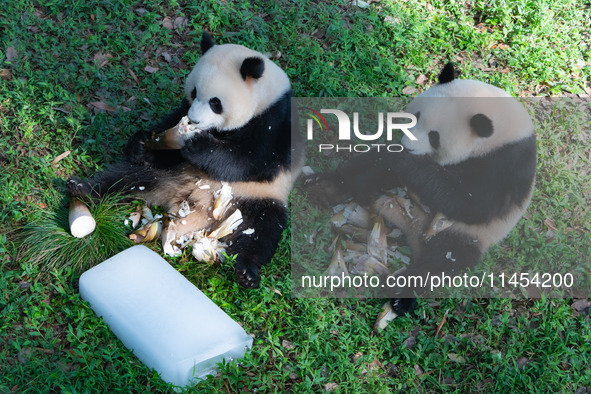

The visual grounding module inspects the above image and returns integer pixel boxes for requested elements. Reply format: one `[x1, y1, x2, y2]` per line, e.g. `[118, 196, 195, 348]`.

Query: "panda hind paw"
[66, 177, 93, 198]
[373, 298, 417, 333]
[300, 174, 344, 207]
[234, 262, 261, 288]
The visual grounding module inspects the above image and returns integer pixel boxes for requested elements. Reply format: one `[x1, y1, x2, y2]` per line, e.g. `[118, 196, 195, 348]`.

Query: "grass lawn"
[1, 0, 590, 392]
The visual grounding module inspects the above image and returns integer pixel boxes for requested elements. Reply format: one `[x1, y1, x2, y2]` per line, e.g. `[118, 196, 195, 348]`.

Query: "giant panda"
[68, 32, 305, 288]
[311, 63, 536, 327]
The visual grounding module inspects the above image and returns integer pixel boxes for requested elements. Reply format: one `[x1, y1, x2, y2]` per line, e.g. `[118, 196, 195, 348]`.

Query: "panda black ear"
[240, 57, 265, 80]
[470, 113, 494, 138]
[438, 62, 455, 84]
[201, 31, 215, 54]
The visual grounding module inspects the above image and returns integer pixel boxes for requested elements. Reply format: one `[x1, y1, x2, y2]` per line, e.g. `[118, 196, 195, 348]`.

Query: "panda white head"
[402, 63, 534, 165]
[183, 32, 291, 132]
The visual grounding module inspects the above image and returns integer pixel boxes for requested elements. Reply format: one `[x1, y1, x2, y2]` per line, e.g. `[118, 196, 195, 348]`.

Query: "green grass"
[1, 0, 590, 392]
[17, 194, 132, 274]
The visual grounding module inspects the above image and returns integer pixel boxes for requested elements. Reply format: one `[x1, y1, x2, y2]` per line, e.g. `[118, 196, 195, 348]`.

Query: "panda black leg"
[374, 296, 417, 333]
[301, 150, 402, 206]
[224, 199, 287, 288]
[66, 162, 159, 200]
[374, 231, 482, 332]
[391, 297, 417, 315]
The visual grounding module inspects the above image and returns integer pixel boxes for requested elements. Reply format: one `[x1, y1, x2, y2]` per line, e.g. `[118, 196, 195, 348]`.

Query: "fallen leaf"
[491, 350, 502, 361]
[51, 150, 71, 166]
[402, 86, 417, 95]
[325, 383, 338, 392]
[36, 347, 54, 355]
[384, 15, 400, 25]
[414, 364, 423, 376]
[495, 43, 510, 50]
[416, 74, 427, 86]
[89, 101, 131, 113]
[517, 357, 530, 369]
[361, 358, 383, 374]
[351, 0, 370, 8]
[89, 101, 116, 112]
[282, 339, 294, 349]
[448, 353, 465, 363]
[572, 299, 591, 313]
[144, 66, 159, 74]
[126, 67, 140, 85]
[162, 17, 173, 30]
[173, 16, 188, 29]
[543, 218, 558, 231]
[401, 336, 416, 349]
[1, 69, 13, 80]
[18, 281, 31, 290]
[6, 47, 17, 61]
[93, 52, 112, 68]
[434, 308, 449, 337]
[17, 347, 33, 364]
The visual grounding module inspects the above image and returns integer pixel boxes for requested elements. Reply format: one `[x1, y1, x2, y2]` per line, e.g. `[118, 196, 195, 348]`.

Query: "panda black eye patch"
[428, 131, 440, 149]
[191, 87, 197, 100]
[470, 113, 494, 138]
[209, 97, 223, 114]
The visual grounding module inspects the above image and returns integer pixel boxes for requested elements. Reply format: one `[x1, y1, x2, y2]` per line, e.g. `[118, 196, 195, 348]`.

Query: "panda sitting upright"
[68, 32, 304, 288]
[314, 63, 536, 327]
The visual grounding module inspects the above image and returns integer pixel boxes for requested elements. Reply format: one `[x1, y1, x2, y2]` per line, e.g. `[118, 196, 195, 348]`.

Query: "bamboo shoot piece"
[145, 116, 201, 150]
[69, 198, 96, 238]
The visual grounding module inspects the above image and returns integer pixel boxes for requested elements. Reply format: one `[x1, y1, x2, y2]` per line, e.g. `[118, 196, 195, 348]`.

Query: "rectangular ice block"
[79, 245, 253, 388]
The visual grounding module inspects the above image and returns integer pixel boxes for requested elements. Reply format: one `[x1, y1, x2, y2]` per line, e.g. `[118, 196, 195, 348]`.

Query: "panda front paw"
[125, 131, 150, 164]
[234, 260, 261, 288]
[300, 173, 346, 207]
[373, 298, 417, 333]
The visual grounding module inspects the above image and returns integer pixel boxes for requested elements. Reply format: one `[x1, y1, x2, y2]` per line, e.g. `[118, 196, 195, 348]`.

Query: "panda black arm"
[180, 137, 285, 182]
[124, 98, 191, 167]
[180, 94, 292, 183]
[224, 198, 288, 288]
[391, 136, 536, 224]
[329, 135, 536, 224]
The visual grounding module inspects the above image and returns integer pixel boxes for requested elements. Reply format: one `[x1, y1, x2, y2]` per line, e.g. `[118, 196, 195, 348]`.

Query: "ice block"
[79, 245, 253, 388]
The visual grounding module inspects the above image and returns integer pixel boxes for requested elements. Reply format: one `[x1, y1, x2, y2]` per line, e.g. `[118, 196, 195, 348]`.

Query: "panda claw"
[66, 177, 92, 197]
[234, 264, 261, 288]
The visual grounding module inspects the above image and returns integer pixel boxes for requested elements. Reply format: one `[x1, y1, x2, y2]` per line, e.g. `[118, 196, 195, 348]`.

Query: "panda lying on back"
[314, 63, 536, 327]
[68, 32, 304, 288]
